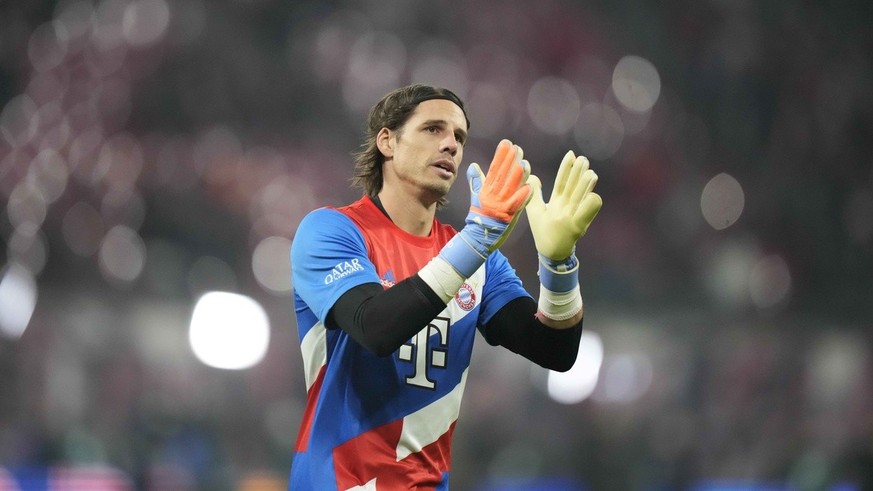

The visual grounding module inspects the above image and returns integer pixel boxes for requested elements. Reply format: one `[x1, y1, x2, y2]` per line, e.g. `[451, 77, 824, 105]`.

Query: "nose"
[439, 134, 458, 156]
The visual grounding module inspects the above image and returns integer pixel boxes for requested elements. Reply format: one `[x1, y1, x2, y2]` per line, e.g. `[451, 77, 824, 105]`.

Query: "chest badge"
[455, 283, 476, 311]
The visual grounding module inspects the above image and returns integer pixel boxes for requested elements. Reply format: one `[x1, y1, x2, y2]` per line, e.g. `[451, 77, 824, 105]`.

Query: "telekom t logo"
[398, 316, 450, 389]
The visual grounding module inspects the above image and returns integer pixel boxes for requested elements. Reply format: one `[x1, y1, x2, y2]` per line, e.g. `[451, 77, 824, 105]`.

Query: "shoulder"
[296, 207, 357, 237]
[291, 205, 368, 258]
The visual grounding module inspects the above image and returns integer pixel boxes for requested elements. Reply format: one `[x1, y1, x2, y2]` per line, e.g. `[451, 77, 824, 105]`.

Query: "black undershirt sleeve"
[480, 296, 583, 372]
[329, 276, 583, 370]
[327, 274, 447, 357]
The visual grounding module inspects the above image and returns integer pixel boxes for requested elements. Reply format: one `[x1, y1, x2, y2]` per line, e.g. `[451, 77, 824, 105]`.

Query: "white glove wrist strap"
[538, 284, 583, 321]
[419, 256, 468, 304]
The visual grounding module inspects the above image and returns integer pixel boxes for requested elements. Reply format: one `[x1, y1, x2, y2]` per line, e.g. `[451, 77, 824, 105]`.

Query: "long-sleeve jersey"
[289, 196, 530, 490]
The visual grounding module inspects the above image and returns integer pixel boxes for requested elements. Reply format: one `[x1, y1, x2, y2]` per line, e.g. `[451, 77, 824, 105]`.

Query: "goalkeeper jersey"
[289, 196, 529, 490]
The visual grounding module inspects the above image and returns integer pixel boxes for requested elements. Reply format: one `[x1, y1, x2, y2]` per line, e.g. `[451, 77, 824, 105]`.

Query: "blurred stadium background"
[1, 0, 872, 490]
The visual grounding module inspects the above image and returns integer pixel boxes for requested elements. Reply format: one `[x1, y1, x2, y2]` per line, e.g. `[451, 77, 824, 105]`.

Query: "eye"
[425, 126, 440, 134]
[455, 133, 466, 145]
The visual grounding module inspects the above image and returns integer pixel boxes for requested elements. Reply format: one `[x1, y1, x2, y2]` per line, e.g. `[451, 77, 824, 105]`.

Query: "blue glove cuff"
[538, 253, 579, 293]
[439, 232, 487, 278]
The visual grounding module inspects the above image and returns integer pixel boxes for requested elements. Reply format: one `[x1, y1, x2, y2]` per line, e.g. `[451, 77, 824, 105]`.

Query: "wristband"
[537, 252, 579, 293]
[419, 256, 468, 304]
[438, 232, 488, 278]
[538, 283, 583, 321]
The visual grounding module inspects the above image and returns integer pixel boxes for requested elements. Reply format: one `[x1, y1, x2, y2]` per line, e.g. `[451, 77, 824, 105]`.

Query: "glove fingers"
[525, 174, 545, 212]
[467, 162, 485, 208]
[572, 192, 603, 233]
[551, 150, 576, 201]
[564, 155, 589, 200]
[569, 168, 598, 207]
[505, 182, 533, 214]
[487, 139, 516, 191]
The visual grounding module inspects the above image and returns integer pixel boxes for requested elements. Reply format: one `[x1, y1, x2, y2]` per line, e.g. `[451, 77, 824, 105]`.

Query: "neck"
[376, 188, 437, 237]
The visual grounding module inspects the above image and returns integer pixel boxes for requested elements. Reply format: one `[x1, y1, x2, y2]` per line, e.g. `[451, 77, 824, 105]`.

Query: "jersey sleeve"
[290, 208, 381, 322]
[478, 250, 533, 326]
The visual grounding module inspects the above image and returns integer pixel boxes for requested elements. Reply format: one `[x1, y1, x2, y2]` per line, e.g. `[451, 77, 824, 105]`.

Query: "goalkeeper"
[289, 83, 602, 490]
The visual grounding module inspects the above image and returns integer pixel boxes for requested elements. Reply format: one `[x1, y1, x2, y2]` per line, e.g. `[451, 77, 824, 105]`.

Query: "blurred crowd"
[1, 0, 872, 489]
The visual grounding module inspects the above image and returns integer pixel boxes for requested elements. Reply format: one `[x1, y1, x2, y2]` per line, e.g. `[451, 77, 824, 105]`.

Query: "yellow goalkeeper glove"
[525, 151, 602, 262]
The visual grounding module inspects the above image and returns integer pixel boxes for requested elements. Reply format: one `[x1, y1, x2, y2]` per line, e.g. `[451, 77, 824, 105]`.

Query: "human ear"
[376, 128, 394, 158]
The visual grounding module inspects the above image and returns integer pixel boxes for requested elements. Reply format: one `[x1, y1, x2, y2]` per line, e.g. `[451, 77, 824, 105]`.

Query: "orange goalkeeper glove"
[439, 139, 532, 277]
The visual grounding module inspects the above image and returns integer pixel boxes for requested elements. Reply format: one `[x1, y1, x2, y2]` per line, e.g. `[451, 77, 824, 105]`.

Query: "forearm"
[327, 274, 448, 357]
[482, 296, 583, 372]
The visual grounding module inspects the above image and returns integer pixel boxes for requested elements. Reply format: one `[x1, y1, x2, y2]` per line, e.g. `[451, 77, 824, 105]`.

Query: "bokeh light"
[700, 172, 745, 230]
[122, 0, 171, 47]
[189, 291, 270, 370]
[748, 254, 792, 309]
[547, 331, 604, 404]
[98, 225, 146, 285]
[527, 77, 580, 135]
[612, 55, 661, 113]
[0, 263, 38, 339]
[252, 236, 293, 295]
[592, 352, 653, 404]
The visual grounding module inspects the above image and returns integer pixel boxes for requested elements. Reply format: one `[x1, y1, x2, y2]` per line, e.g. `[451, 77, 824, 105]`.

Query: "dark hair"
[351, 84, 469, 208]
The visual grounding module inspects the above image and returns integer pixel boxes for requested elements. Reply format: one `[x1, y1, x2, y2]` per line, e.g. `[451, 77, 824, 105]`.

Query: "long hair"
[351, 84, 469, 208]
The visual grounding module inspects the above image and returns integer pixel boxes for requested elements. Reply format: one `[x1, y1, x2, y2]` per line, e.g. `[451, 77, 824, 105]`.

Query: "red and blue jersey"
[289, 196, 530, 490]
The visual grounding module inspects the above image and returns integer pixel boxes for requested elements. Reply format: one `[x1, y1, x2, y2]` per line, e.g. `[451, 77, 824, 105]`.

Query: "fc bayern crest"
[455, 283, 476, 311]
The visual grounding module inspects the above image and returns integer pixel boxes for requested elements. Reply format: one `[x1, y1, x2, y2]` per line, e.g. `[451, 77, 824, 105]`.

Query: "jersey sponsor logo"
[398, 317, 450, 390]
[454, 283, 476, 311]
[324, 258, 365, 284]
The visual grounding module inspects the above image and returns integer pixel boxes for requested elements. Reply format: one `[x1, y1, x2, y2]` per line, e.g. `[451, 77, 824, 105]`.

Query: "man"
[289, 84, 602, 489]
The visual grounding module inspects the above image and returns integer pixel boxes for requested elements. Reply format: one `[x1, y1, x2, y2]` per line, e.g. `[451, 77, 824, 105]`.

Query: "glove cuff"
[438, 231, 487, 278]
[419, 256, 467, 304]
[538, 283, 583, 321]
[537, 253, 579, 293]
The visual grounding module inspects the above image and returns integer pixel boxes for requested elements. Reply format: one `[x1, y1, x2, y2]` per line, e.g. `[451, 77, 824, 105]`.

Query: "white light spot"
[28, 149, 69, 203]
[7, 181, 48, 230]
[122, 0, 171, 47]
[700, 172, 745, 230]
[527, 77, 580, 136]
[705, 238, 760, 309]
[612, 55, 661, 112]
[28, 21, 70, 72]
[98, 225, 146, 285]
[592, 353, 653, 404]
[748, 254, 791, 309]
[252, 236, 293, 295]
[7, 225, 48, 275]
[547, 331, 603, 404]
[0, 263, 38, 339]
[189, 292, 270, 370]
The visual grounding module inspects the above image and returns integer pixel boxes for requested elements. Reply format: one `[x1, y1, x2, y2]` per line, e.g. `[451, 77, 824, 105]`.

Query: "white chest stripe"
[396, 368, 469, 461]
[300, 321, 327, 390]
[345, 478, 377, 491]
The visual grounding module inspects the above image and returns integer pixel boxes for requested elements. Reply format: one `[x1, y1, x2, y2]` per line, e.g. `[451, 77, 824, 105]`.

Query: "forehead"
[406, 99, 468, 130]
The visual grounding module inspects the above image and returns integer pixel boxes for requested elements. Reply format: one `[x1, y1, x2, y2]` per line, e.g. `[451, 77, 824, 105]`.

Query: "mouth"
[432, 159, 456, 177]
